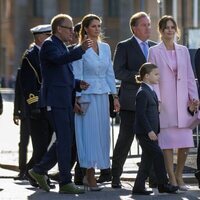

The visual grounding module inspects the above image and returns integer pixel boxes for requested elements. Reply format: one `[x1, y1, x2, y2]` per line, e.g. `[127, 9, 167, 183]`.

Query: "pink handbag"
[188, 111, 200, 129]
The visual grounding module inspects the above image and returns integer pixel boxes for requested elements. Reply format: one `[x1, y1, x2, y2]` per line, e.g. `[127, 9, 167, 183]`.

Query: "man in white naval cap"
[30, 24, 51, 35]
[17, 24, 54, 188]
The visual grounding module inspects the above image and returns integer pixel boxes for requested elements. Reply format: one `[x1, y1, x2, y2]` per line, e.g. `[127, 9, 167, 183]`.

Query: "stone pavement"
[0, 154, 200, 200]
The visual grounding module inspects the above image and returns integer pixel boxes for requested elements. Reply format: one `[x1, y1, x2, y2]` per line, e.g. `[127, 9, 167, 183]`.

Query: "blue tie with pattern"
[141, 42, 148, 60]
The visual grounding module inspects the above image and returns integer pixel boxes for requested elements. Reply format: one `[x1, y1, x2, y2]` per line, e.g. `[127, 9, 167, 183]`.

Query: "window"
[70, 0, 86, 17]
[108, 0, 119, 17]
[33, 0, 43, 17]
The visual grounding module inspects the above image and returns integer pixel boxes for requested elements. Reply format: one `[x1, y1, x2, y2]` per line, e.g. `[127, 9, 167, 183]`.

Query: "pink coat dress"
[148, 42, 198, 149]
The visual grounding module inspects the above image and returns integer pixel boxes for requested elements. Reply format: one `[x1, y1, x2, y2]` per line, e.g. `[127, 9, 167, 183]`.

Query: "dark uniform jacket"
[20, 44, 42, 116]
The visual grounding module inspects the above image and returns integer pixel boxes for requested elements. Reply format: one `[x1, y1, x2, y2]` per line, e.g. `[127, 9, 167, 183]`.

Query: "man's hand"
[80, 80, 90, 90]
[13, 115, 20, 125]
[81, 36, 93, 51]
[114, 98, 120, 113]
[148, 131, 157, 141]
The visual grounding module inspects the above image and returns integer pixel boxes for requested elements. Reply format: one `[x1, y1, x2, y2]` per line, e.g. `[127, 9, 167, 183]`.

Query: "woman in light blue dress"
[72, 14, 120, 190]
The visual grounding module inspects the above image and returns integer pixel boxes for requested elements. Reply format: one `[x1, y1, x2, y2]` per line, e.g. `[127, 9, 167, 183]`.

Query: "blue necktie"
[141, 42, 148, 60]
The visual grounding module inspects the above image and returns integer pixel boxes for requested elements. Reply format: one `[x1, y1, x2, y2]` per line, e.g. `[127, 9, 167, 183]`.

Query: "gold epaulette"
[26, 93, 38, 105]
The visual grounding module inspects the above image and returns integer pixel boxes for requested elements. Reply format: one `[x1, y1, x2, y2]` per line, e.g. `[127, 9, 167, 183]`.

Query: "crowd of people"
[0, 11, 200, 195]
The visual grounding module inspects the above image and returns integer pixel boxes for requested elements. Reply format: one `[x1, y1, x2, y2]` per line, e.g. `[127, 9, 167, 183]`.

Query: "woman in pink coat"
[148, 15, 199, 190]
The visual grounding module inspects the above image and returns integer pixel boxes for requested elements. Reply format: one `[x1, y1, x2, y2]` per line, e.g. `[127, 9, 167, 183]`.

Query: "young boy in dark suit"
[132, 63, 178, 195]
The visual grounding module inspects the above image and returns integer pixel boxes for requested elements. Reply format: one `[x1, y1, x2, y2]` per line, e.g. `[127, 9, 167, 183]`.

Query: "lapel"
[174, 43, 182, 80]
[158, 42, 174, 72]
[142, 83, 158, 103]
[130, 36, 146, 61]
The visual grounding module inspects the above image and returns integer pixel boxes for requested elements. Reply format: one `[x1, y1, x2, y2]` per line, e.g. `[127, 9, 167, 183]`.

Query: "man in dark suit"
[111, 12, 156, 188]
[13, 68, 30, 180]
[28, 14, 92, 194]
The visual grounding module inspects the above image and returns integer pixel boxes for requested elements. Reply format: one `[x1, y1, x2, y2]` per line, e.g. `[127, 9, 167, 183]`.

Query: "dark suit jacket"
[39, 35, 85, 108]
[113, 36, 156, 111]
[134, 83, 160, 135]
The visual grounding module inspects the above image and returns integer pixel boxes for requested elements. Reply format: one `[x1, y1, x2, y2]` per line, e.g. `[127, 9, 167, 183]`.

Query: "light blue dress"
[72, 42, 117, 169]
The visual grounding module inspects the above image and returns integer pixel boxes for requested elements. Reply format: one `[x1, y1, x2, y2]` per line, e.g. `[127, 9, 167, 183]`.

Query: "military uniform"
[20, 24, 53, 186]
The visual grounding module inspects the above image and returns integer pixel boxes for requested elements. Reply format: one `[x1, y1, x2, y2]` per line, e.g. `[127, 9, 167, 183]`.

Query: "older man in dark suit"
[111, 12, 156, 188]
[28, 14, 92, 194]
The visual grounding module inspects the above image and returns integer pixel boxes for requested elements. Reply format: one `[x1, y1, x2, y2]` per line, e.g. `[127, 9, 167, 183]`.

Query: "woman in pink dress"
[148, 15, 199, 190]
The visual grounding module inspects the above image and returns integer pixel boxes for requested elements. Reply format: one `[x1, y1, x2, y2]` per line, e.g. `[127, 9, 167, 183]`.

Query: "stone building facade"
[0, 0, 199, 86]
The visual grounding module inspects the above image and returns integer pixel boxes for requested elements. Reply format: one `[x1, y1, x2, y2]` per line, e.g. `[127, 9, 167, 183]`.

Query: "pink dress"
[158, 50, 194, 149]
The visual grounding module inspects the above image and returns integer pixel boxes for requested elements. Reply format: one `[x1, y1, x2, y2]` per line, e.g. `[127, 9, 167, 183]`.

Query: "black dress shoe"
[13, 173, 26, 181]
[112, 177, 121, 189]
[112, 182, 122, 189]
[195, 170, 200, 188]
[158, 183, 178, 193]
[97, 174, 112, 183]
[132, 188, 153, 195]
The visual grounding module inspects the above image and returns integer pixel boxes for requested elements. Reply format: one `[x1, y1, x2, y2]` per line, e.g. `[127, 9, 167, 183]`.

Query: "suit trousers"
[133, 135, 168, 190]
[19, 118, 30, 174]
[33, 107, 74, 186]
[26, 112, 53, 173]
[112, 110, 135, 179]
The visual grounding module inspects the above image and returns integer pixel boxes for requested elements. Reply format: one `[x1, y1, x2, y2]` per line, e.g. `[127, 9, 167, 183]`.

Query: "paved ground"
[0, 176, 200, 200]
[1, 102, 200, 199]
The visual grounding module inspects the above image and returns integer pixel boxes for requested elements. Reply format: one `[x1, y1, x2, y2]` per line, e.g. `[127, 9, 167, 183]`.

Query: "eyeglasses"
[60, 25, 74, 31]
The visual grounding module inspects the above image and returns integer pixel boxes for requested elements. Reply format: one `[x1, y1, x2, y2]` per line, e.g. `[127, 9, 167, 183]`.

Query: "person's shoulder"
[175, 43, 186, 48]
[148, 40, 157, 46]
[149, 42, 162, 51]
[22, 45, 35, 58]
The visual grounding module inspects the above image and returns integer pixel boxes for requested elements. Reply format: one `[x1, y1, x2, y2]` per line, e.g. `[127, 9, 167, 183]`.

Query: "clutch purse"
[79, 102, 90, 115]
[78, 96, 90, 115]
[187, 110, 200, 129]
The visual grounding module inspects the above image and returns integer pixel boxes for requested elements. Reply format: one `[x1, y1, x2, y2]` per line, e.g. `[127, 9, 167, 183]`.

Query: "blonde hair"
[79, 14, 103, 42]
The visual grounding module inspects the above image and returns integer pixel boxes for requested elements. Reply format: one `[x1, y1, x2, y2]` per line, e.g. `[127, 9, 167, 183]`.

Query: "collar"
[143, 82, 154, 91]
[134, 35, 148, 45]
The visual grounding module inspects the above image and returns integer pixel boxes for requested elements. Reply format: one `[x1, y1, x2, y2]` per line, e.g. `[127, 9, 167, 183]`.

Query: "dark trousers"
[197, 143, 200, 170]
[112, 110, 135, 179]
[33, 107, 74, 186]
[19, 118, 30, 174]
[133, 135, 168, 190]
[26, 111, 53, 173]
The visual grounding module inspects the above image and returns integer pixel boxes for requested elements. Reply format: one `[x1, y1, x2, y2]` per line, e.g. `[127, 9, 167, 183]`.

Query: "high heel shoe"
[83, 176, 102, 191]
